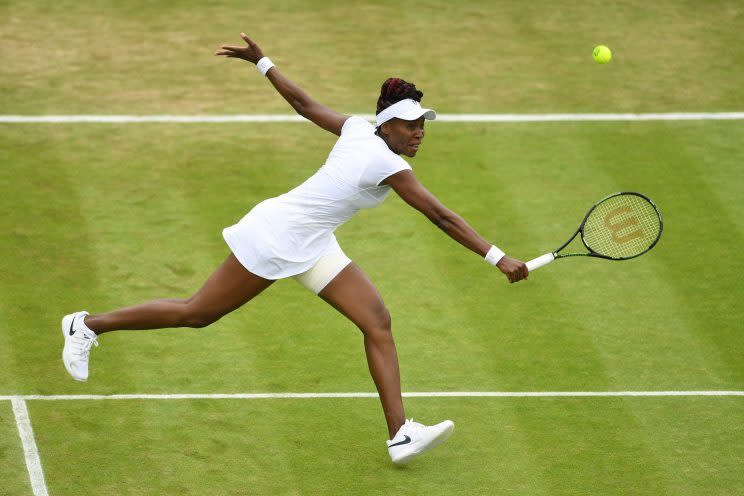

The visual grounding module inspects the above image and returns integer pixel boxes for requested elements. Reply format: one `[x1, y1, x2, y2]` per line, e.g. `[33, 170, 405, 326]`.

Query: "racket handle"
[526, 253, 555, 272]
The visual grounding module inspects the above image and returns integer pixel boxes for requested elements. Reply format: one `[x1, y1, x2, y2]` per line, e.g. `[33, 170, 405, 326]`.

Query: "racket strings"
[582, 194, 661, 259]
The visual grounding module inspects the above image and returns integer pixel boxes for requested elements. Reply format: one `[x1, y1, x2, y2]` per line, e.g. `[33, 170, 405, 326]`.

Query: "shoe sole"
[391, 421, 455, 465]
[61, 313, 87, 382]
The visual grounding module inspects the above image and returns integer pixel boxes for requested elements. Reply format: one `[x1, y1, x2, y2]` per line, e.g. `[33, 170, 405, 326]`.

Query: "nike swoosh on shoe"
[388, 435, 411, 448]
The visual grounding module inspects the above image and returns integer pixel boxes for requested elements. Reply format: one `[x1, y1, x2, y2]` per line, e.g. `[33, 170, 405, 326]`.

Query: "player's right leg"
[62, 253, 273, 381]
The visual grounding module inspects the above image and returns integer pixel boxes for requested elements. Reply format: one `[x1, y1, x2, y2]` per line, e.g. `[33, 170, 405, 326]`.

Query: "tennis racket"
[526, 192, 663, 272]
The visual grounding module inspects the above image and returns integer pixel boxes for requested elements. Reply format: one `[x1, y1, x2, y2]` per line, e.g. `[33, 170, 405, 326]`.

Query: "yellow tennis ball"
[593, 45, 612, 64]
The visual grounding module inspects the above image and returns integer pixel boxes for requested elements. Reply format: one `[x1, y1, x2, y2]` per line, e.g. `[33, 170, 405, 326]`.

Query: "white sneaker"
[61, 311, 99, 382]
[387, 419, 455, 465]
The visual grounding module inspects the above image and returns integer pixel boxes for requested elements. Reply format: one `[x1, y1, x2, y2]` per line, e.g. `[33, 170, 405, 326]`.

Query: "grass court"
[1, 1, 742, 494]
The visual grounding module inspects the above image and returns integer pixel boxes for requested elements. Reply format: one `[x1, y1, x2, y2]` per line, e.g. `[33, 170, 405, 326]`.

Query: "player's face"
[381, 117, 426, 157]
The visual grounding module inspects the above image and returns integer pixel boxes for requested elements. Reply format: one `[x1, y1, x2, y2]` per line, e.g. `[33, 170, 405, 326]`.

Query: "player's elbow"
[295, 99, 321, 120]
[293, 100, 309, 117]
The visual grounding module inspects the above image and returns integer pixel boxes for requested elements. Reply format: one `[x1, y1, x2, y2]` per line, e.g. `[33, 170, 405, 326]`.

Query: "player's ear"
[378, 122, 389, 138]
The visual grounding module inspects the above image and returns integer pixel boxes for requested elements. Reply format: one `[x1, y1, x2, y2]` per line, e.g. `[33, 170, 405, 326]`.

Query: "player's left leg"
[317, 262, 405, 439]
[310, 261, 454, 464]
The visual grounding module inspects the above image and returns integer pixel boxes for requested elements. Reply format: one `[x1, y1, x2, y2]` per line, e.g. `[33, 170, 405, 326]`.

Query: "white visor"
[375, 98, 436, 128]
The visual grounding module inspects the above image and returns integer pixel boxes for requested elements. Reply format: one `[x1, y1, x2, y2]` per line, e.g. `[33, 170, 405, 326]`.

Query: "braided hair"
[376, 78, 424, 115]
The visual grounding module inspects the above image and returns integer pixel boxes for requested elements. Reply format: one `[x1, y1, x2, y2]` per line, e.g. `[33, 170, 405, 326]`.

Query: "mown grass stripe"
[1, 113, 744, 123]
[1, 391, 742, 401]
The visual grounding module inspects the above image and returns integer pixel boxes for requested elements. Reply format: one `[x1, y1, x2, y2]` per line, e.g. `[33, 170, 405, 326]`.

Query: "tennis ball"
[593, 45, 612, 64]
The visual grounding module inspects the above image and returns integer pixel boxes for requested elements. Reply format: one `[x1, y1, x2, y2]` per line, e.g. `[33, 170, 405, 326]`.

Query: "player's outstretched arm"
[215, 32, 348, 136]
[383, 170, 528, 283]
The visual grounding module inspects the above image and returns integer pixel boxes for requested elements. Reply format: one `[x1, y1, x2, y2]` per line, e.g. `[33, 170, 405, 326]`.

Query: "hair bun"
[376, 78, 424, 115]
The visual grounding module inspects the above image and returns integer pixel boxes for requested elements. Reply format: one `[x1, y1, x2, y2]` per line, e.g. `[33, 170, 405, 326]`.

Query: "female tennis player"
[62, 33, 528, 465]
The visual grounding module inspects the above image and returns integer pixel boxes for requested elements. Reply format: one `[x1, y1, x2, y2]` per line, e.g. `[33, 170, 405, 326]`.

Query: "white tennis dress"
[222, 116, 412, 279]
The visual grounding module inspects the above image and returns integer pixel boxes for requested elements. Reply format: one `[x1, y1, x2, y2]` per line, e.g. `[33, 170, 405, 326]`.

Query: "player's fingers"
[215, 50, 240, 58]
[220, 45, 244, 51]
[517, 263, 527, 280]
[240, 32, 255, 45]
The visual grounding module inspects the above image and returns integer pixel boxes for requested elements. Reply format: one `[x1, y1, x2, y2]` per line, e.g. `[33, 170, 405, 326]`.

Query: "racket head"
[580, 192, 663, 260]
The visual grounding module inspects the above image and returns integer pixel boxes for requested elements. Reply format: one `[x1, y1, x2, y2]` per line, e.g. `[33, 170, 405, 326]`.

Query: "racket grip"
[526, 253, 555, 272]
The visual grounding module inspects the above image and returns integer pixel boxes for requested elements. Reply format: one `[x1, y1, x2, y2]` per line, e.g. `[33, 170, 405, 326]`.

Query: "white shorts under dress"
[222, 116, 412, 293]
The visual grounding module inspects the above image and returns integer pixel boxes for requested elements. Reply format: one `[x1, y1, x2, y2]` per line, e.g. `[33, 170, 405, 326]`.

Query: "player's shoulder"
[341, 115, 375, 136]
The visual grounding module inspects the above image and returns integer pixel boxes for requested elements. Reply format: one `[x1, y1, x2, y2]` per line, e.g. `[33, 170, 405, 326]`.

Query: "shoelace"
[404, 418, 425, 430]
[71, 331, 99, 359]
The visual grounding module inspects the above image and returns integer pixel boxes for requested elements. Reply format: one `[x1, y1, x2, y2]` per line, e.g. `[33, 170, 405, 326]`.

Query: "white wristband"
[484, 245, 505, 266]
[256, 57, 275, 76]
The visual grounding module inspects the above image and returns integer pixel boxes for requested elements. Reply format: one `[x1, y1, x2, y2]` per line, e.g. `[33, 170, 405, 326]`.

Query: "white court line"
[10, 398, 49, 496]
[1, 391, 742, 401]
[1, 112, 744, 123]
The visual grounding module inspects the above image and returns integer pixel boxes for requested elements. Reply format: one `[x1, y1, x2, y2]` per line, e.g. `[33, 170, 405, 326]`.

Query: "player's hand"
[496, 256, 528, 283]
[215, 32, 264, 64]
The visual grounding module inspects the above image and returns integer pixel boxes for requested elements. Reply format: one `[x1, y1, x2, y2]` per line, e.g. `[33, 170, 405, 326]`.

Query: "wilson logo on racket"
[603, 206, 643, 244]
[525, 192, 663, 273]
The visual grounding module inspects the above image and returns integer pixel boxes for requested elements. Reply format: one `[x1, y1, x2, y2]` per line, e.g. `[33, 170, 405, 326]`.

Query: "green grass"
[6, 397, 735, 496]
[1, 121, 742, 395]
[0, 403, 33, 495]
[1, 0, 743, 114]
[1, 0, 743, 495]
[22, 397, 744, 496]
[1, 121, 742, 495]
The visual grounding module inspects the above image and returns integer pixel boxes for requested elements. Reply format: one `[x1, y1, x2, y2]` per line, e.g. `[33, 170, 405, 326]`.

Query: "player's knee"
[179, 306, 222, 329]
[378, 307, 392, 332]
[185, 313, 221, 329]
[361, 306, 392, 338]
